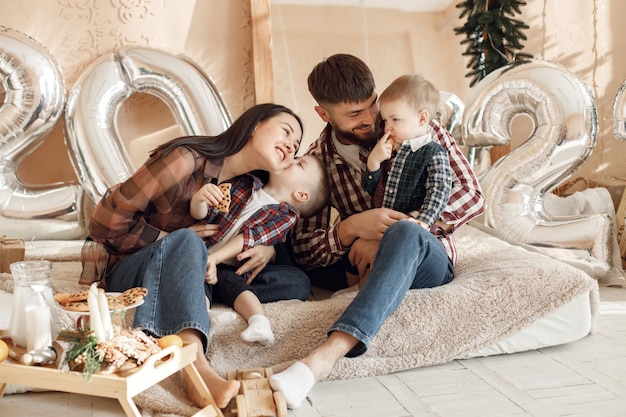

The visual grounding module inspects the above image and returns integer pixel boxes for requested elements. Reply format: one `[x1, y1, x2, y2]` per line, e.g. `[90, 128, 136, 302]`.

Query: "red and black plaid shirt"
[89, 146, 296, 272]
[292, 118, 485, 269]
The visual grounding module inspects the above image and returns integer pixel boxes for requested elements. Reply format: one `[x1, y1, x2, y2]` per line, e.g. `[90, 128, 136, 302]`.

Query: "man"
[269, 54, 485, 408]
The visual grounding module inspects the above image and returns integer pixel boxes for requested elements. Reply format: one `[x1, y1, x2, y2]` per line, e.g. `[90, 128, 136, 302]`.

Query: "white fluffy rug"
[0, 224, 599, 416]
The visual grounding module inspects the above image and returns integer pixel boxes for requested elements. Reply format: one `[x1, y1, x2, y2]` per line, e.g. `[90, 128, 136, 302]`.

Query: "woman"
[86, 103, 310, 408]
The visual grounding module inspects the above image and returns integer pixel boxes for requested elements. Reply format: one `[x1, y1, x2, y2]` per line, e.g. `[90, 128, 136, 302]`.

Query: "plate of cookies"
[54, 287, 148, 315]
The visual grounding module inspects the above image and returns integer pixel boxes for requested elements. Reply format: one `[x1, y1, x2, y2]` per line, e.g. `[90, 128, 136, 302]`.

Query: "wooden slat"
[250, 0, 274, 104]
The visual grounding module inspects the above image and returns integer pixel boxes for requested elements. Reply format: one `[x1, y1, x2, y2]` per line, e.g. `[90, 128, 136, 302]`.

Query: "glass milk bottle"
[25, 285, 53, 351]
[9, 260, 59, 347]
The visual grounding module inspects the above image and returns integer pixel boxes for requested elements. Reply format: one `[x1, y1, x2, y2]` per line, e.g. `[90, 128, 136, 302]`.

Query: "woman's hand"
[188, 223, 220, 239]
[236, 245, 276, 284]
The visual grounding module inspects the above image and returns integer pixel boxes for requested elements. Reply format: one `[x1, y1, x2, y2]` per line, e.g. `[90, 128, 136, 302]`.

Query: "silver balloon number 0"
[65, 46, 231, 204]
[0, 27, 232, 240]
[463, 60, 618, 280]
[0, 26, 84, 240]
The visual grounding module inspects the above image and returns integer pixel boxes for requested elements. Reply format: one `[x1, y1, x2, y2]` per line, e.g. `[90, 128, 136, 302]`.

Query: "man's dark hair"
[307, 54, 375, 105]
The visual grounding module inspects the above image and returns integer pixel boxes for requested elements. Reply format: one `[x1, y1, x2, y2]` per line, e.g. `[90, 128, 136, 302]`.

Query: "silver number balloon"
[0, 26, 85, 240]
[462, 59, 619, 280]
[65, 46, 232, 204]
[613, 79, 626, 141]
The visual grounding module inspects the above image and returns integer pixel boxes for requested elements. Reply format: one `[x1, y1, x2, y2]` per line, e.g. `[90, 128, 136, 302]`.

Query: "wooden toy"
[226, 367, 287, 417]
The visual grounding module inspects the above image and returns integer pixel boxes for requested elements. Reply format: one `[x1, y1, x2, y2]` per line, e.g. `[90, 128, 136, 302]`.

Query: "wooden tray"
[0, 342, 223, 417]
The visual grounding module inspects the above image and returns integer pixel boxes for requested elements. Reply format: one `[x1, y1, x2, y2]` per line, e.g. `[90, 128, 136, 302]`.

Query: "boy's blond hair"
[379, 74, 440, 120]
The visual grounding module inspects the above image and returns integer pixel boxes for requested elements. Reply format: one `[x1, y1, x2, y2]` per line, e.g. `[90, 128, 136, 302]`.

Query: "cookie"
[117, 287, 148, 306]
[62, 301, 90, 312]
[67, 289, 91, 302]
[54, 292, 72, 305]
[217, 183, 231, 213]
[55, 288, 103, 305]
[107, 294, 125, 310]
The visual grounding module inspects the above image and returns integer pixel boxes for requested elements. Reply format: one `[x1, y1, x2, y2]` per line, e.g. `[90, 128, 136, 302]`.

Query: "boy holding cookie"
[190, 154, 329, 345]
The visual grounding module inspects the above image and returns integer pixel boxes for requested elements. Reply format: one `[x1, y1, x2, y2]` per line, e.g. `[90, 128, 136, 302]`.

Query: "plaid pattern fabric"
[292, 118, 484, 268]
[89, 146, 297, 273]
[204, 174, 299, 250]
[365, 141, 452, 227]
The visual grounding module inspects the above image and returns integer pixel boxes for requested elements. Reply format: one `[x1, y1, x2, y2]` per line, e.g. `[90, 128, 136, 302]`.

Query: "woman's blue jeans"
[105, 228, 311, 354]
[330, 220, 454, 357]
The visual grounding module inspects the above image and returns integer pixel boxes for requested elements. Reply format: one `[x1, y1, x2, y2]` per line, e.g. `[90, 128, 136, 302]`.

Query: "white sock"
[269, 361, 315, 409]
[240, 314, 275, 345]
[331, 284, 360, 299]
[208, 310, 238, 329]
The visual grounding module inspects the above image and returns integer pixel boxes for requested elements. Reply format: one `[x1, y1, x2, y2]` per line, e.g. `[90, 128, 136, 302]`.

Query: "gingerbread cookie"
[217, 183, 231, 213]
[117, 287, 148, 306]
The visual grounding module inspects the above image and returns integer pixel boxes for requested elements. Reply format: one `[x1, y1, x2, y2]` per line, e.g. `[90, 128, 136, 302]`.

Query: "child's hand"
[192, 183, 225, 208]
[367, 132, 393, 171]
[402, 217, 429, 230]
[205, 256, 218, 285]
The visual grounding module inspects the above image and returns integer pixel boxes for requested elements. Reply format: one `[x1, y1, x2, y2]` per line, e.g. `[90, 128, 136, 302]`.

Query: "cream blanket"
[0, 224, 599, 416]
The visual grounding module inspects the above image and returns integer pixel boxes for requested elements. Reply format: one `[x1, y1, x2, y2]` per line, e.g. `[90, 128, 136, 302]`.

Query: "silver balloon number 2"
[1, 27, 232, 240]
[0, 26, 84, 240]
[463, 60, 620, 281]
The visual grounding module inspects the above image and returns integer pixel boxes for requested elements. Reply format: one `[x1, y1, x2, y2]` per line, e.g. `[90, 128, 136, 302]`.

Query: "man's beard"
[335, 124, 380, 150]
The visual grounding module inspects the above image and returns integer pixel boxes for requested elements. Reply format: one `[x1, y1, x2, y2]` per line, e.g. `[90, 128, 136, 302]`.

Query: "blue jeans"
[330, 220, 454, 357]
[106, 228, 311, 354]
[212, 263, 311, 307]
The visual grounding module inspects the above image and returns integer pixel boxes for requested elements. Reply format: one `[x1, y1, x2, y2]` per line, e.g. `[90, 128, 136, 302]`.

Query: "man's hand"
[236, 245, 276, 284]
[339, 208, 408, 246]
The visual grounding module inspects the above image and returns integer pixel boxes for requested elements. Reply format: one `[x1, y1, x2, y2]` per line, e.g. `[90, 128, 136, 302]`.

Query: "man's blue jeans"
[105, 228, 310, 354]
[330, 220, 454, 357]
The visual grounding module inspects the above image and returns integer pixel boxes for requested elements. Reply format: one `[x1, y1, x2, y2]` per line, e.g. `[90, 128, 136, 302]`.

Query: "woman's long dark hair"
[150, 103, 303, 159]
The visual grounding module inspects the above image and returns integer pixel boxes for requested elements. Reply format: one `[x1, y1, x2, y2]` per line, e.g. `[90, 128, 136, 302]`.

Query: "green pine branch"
[454, 0, 533, 87]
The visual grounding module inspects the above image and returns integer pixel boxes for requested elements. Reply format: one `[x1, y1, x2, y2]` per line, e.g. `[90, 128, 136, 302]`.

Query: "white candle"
[88, 284, 106, 343]
[98, 291, 113, 340]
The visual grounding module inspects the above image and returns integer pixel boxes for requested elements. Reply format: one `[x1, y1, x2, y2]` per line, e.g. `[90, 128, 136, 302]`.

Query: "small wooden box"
[0, 237, 25, 274]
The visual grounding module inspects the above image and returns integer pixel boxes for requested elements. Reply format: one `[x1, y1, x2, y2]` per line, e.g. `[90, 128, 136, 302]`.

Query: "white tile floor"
[1, 286, 625, 417]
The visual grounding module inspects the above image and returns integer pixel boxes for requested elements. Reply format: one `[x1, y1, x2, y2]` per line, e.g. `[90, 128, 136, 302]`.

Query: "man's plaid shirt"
[292, 118, 485, 269]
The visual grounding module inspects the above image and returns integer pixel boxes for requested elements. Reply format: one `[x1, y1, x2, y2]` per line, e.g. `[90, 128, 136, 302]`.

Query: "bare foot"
[178, 329, 241, 409]
[183, 367, 240, 409]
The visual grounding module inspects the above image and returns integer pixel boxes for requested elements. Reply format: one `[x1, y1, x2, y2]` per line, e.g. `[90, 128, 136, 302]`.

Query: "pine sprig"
[454, 0, 533, 87]
[60, 332, 103, 380]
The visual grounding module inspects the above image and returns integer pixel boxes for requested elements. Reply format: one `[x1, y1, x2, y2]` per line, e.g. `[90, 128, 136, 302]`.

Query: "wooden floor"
[2, 286, 625, 417]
